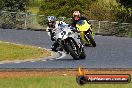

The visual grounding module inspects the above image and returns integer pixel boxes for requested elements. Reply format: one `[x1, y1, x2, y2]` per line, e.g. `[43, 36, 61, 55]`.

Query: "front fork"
[73, 37, 84, 54]
[81, 28, 94, 44]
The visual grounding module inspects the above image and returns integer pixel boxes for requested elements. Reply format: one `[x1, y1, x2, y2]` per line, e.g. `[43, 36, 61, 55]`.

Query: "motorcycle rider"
[47, 14, 82, 52]
[47, 16, 68, 52]
[46, 16, 59, 52]
[47, 16, 58, 41]
[71, 11, 91, 46]
[71, 10, 89, 28]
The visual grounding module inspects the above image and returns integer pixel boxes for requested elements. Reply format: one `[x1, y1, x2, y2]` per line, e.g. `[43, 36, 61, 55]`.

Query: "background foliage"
[0, 0, 29, 12]
[0, 0, 132, 22]
[38, 0, 96, 17]
[38, 0, 132, 23]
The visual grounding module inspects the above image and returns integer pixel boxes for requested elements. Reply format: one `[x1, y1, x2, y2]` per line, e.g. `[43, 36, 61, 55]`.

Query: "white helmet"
[47, 16, 56, 22]
[47, 16, 56, 27]
[73, 11, 80, 17]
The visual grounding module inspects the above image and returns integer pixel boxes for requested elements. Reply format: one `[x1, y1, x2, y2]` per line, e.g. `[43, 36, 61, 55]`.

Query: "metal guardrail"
[89, 20, 132, 37]
[0, 11, 47, 30]
[0, 11, 132, 37]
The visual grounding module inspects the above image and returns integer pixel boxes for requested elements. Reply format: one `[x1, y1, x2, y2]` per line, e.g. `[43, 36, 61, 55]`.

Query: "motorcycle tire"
[67, 43, 80, 60]
[86, 34, 96, 47]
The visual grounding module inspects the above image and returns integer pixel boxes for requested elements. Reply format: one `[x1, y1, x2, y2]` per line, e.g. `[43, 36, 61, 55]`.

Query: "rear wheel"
[85, 34, 96, 47]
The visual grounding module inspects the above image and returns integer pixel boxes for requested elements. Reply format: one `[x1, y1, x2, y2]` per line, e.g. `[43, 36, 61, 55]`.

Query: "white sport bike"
[54, 25, 86, 60]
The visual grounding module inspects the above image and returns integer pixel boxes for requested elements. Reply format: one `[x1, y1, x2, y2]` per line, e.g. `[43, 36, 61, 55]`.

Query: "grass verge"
[0, 70, 131, 88]
[0, 41, 51, 61]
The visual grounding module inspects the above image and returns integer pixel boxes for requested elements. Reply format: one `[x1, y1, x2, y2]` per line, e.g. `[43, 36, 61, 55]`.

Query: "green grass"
[0, 76, 131, 88]
[0, 41, 51, 61]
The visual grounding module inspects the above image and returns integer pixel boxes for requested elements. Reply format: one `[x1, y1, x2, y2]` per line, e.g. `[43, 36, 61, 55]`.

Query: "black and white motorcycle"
[54, 25, 86, 60]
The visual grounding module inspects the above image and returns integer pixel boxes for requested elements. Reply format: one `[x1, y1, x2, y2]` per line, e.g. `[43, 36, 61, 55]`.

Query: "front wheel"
[67, 43, 80, 60]
[85, 34, 96, 47]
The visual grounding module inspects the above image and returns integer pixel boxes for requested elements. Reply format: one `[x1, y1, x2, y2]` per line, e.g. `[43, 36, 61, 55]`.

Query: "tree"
[116, 0, 132, 8]
[38, 0, 96, 17]
[0, 0, 4, 10]
[0, 0, 29, 29]
[116, 0, 132, 22]
[2, 0, 29, 12]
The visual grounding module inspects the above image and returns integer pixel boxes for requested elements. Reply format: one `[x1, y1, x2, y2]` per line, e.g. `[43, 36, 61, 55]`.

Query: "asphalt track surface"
[0, 29, 132, 69]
